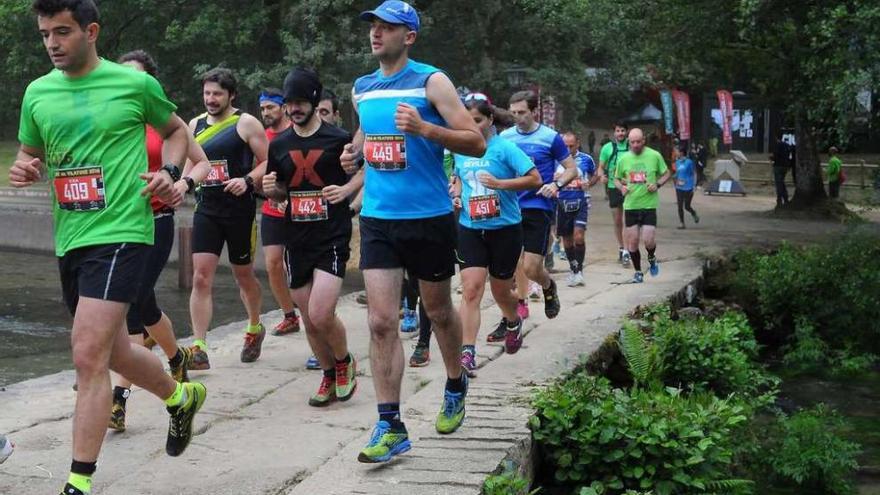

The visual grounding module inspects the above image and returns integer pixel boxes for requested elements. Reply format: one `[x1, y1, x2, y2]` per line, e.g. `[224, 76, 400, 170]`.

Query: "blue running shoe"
[401, 309, 418, 333]
[649, 259, 660, 277]
[305, 355, 321, 370]
[357, 420, 411, 463]
[633, 271, 645, 284]
[436, 371, 469, 434]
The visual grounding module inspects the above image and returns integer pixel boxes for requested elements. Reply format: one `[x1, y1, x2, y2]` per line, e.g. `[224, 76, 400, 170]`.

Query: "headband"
[259, 93, 285, 107]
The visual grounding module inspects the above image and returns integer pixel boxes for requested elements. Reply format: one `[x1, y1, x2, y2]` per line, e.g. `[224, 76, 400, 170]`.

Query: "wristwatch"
[244, 175, 255, 190]
[184, 176, 195, 193]
[554, 179, 565, 189]
[160, 164, 181, 182]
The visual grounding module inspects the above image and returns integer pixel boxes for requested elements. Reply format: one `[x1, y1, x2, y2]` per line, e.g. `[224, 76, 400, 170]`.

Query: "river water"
[0, 249, 363, 387]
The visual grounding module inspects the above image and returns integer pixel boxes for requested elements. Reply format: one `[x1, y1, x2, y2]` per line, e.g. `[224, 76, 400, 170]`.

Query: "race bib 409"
[54, 166, 105, 211]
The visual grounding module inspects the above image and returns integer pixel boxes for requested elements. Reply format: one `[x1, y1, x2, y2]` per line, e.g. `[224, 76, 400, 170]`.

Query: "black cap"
[283, 68, 323, 106]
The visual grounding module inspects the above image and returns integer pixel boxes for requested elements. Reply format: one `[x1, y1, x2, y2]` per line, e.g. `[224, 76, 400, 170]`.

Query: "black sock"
[647, 246, 656, 263]
[168, 349, 183, 368]
[574, 244, 586, 273]
[71, 460, 97, 476]
[284, 310, 297, 319]
[378, 402, 404, 428]
[517, 298, 525, 305]
[506, 318, 521, 329]
[323, 367, 336, 379]
[564, 246, 577, 272]
[446, 374, 465, 393]
[629, 250, 642, 271]
[335, 353, 352, 365]
[112, 386, 129, 406]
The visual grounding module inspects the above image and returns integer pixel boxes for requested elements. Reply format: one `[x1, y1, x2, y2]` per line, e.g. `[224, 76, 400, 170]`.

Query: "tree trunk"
[789, 109, 827, 206]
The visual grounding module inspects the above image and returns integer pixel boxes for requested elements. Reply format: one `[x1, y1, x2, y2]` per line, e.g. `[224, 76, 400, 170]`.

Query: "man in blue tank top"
[501, 91, 579, 322]
[340, 0, 486, 463]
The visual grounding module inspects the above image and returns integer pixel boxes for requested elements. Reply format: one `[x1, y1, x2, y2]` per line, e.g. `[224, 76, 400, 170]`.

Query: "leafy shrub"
[483, 470, 538, 495]
[782, 318, 878, 375]
[530, 374, 750, 495]
[764, 405, 860, 494]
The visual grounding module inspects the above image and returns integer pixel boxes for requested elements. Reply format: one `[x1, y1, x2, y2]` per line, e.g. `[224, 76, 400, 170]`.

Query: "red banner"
[671, 90, 691, 140]
[716, 90, 734, 145]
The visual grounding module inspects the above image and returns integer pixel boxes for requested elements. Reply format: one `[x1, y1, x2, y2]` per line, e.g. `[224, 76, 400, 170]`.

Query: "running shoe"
[0, 435, 14, 464]
[308, 375, 337, 407]
[486, 318, 508, 343]
[272, 314, 300, 336]
[677, 223, 687, 230]
[240, 324, 266, 363]
[356, 292, 368, 305]
[649, 259, 660, 277]
[544, 253, 555, 271]
[305, 355, 321, 370]
[166, 382, 207, 457]
[409, 344, 430, 367]
[633, 271, 645, 284]
[436, 372, 469, 434]
[59, 484, 85, 495]
[558, 244, 567, 260]
[461, 349, 477, 378]
[357, 421, 411, 463]
[188, 345, 210, 371]
[528, 282, 542, 301]
[572, 272, 585, 287]
[516, 301, 530, 321]
[621, 250, 631, 268]
[505, 319, 524, 355]
[543, 279, 561, 319]
[170, 346, 193, 383]
[566, 272, 577, 287]
[400, 309, 418, 333]
[692, 212, 700, 224]
[336, 356, 357, 401]
[108, 398, 126, 432]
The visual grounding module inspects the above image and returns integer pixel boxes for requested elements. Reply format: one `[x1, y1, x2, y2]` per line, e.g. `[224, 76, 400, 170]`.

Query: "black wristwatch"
[160, 164, 181, 182]
[244, 175, 255, 191]
[184, 176, 195, 193]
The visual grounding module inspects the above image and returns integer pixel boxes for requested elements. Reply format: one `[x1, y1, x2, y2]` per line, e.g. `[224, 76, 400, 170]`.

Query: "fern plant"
[619, 323, 661, 388]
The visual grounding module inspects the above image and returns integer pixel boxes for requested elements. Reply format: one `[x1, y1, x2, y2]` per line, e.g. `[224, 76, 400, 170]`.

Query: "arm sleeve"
[550, 133, 570, 162]
[615, 155, 627, 181]
[509, 142, 537, 177]
[582, 155, 596, 176]
[657, 153, 669, 176]
[142, 74, 178, 129]
[17, 89, 43, 149]
[599, 143, 611, 165]
[266, 141, 287, 184]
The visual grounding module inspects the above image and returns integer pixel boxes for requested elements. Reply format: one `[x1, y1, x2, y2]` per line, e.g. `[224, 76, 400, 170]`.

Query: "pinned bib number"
[676, 179, 686, 187]
[364, 134, 407, 171]
[203, 160, 230, 187]
[288, 191, 328, 222]
[562, 199, 582, 213]
[629, 171, 647, 184]
[468, 194, 501, 221]
[54, 166, 105, 211]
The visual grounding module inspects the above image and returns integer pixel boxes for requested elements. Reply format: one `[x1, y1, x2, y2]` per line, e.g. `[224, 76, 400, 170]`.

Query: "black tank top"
[193, 110, 256, 218]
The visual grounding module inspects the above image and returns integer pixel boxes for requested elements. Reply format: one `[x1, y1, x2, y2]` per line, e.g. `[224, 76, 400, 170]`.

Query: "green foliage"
[763, 405, 861, 495]
[618, 323, 659, 388]
[530, 375, 750, 495]
[483, 470, 539, 495]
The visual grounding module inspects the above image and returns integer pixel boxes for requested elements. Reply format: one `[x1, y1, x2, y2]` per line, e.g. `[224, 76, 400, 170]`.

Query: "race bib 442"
[54, 166, 105, 211]
[289, 191, 328, 222]
[364, 134, 407, 171]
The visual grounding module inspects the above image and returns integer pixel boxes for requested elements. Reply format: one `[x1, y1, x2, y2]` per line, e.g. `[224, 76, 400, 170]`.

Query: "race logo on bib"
[54, 166, 105, 211]
[364, 134, 407, 171]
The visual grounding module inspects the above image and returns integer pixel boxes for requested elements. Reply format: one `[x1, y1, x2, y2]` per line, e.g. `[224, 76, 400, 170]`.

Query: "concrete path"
[0, 188, 867, 494]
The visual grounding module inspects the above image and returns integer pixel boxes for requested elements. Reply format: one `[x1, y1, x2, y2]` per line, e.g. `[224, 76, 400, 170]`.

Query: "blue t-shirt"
[556, 151, 596, 201]
[674, 157, 696, 191]
[454, 135, 536, 230]
[354, 60, 450, 220]
[500, 124, 570, 211]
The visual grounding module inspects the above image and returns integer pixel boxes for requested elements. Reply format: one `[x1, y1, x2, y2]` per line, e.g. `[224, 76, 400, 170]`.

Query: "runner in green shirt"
[9, 2, 206, 494]
[613, 128, 671, 284]
[827, 146, 842, 199]
[598, 121, 631, 266]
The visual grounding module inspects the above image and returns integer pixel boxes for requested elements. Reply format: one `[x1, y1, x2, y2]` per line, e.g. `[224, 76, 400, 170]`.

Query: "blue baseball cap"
[360, 1, 420, 32]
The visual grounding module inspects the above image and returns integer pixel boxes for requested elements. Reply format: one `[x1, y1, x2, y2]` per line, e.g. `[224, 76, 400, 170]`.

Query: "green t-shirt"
[827, 156, 842, 182]
[18, 60, 176, 256]
[599, 139, 629, 189]
[615, 147, 669, 211]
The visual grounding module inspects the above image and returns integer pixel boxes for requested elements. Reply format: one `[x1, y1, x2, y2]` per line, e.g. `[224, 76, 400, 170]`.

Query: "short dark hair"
[118, 50, 158, 78]
[32, 0, 99, 28]
[201, 68, 237, 96]
[261, 87, 284, 99]
[613, 121, 628, 131]
[509, 90, 538, 111]
[320, 89, 339, 113]
[464, 98, 494, 120]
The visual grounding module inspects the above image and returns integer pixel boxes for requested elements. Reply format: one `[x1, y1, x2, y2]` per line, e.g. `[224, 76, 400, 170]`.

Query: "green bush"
[483, 470, 538, 495]
[530, 374, 750, 495]
[731, 233, 880, 355]
[782, 318, 879, 376]
[764, 405, 861, 495]
[652, 311, 776, 398]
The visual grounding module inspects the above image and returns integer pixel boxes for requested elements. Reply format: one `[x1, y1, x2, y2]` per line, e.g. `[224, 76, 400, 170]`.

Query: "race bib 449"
[54, 166, 105, 211]
[364, 134, 407, 171]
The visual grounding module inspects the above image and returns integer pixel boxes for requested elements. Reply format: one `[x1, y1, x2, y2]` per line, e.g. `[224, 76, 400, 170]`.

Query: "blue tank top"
[354, 60, 450, 220]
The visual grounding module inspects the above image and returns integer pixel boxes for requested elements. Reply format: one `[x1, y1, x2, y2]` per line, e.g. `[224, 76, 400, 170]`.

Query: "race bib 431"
[289, 191, 328, 222]
[364, 134, 407, 171]
[54, 166, 105, 211]
[203, 160, 230, 187]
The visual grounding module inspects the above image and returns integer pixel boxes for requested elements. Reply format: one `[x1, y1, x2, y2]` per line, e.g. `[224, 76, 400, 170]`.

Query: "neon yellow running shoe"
[357, 421, 411, 463]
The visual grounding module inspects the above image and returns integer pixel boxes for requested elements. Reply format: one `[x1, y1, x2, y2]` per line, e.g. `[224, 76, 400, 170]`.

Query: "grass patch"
[0, 141, 18, 186]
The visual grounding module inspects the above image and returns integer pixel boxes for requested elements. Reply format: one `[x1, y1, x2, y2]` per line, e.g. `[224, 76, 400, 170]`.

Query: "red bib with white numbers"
[54, 166, 105, 211]
[629, 171, 647, 184]
[203, 160, 230, 187]
[364, 134, 407, 171]
[468, 194, 501, 221]
[288, 191, 328, 222]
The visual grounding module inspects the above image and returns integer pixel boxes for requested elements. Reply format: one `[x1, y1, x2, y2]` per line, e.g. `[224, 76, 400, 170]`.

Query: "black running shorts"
[521, 208, 554, 256]
[59, 242, 150, 316]
[359, 213, 457, 282]
[624, 208, 658, 227]
[192, 211, 257, 265]
[457, 223, 522, 280]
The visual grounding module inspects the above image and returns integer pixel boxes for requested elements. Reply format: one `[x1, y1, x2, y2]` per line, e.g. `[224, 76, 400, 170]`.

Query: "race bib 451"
[364, 134, 407, 171]
[54, 166, 105, 211]
[468, 194, 501, 221]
